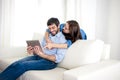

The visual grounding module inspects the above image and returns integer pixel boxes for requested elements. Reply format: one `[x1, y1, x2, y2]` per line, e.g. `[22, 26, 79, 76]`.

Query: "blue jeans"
[0, 55, 57, 80]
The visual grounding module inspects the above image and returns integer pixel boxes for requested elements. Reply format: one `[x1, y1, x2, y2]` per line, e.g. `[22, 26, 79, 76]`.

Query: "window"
[11, 0, 64, 46]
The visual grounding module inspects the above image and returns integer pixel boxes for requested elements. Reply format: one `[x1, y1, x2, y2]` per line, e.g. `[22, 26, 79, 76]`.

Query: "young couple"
[0, 17, 83, 80]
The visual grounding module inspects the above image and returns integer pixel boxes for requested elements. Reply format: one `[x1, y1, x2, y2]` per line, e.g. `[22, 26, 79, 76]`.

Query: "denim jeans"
[0, 55, 57, 80]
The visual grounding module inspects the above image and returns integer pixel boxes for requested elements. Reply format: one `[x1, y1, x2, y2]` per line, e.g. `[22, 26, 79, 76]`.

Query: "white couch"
[0, 33, 120, 80]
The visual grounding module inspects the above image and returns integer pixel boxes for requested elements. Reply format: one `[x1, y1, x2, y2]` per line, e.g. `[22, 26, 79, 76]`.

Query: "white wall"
[80, 0, 96, 40]
[0, 0, 2, 34]
[96, 0, 109, 42]
[0, 0, 2, 46]
[96, 0, 120, 60]
[108, 0, 120, 60]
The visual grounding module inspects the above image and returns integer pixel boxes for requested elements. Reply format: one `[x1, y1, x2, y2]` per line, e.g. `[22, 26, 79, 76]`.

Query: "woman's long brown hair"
[63, 20, 82, 43]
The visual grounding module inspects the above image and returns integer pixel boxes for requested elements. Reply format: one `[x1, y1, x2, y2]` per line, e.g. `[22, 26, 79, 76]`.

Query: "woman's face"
[62, 23, 70, 34]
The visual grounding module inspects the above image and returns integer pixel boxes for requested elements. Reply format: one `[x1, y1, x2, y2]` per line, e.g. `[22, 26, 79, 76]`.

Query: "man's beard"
[62, 31, 72, 40]
[51, 30, 59, 36]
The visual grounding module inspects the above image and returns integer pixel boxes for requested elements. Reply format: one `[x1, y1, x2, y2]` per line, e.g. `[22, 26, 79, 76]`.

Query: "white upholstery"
[58, 40, 104, 69]
[0, 57, 25, 71]
[0, 33, 120, 80]
[18, 68, 66, 80]
[64, 60, 120, 80]
[101, 44, 111, 60]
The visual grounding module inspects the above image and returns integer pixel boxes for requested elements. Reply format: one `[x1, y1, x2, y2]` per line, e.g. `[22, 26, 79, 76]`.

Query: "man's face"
[48, 24, 59, 36]
[62, 23, 70, 34]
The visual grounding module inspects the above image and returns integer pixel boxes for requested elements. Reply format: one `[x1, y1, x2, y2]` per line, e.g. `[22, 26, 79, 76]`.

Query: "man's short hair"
[47, 17, 60, 27]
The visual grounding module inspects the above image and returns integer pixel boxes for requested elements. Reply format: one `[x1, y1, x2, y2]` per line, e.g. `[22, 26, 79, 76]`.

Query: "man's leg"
[2, 55, 39, 72]
[0, 55, 39, 80]
[0, 56, 57, 80]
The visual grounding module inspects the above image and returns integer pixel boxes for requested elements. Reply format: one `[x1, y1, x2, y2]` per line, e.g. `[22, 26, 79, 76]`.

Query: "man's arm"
[34, 46, 66, 63]
[39, 52, 56, 62]
[34, 46, 56, 62]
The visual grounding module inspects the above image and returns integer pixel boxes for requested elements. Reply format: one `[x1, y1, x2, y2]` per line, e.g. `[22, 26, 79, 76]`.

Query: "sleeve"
[60, 23, 65, 32]
[54, 48, 67, 63]
[80, 29, 87, 40]
[46, 29, 50, 33]
[40, 38, 46, 48]
[54, 34, 67, 63]
[66, 40, 72, 47]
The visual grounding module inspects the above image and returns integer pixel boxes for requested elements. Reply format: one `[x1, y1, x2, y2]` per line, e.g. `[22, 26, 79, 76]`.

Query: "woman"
[45, 20, 82, 49]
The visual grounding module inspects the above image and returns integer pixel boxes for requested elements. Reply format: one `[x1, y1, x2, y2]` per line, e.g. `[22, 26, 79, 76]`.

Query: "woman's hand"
[44, 43, 54, 50]
[46, 38, 52, 43]
[27, 46, 34, 54]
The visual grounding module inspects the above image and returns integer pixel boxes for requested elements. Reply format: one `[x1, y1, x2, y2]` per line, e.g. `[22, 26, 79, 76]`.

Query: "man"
[0, 17, 67, 80]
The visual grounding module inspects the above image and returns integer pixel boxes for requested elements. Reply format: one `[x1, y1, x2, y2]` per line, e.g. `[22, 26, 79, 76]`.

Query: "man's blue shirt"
[41, 32, 67, 63]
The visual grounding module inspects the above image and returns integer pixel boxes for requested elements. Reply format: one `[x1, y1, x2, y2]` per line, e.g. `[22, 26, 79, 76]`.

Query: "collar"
[49, 32, 62, 38]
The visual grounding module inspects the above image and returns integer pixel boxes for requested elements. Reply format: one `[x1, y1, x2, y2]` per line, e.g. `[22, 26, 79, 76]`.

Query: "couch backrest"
[32, 33, 44, 41]
[58, 40, 107, 69]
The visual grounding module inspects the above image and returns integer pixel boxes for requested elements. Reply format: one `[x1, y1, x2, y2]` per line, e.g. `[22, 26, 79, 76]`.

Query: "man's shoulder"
[56, 32, 64, 37]
[55, 32, 66, 43]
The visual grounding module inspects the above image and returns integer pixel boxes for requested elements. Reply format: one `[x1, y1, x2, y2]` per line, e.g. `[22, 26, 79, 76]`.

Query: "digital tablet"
[26, 40, 43, 52]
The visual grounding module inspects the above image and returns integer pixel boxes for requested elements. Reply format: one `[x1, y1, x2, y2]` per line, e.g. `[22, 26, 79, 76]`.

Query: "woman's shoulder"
[60, 23, 65, 31]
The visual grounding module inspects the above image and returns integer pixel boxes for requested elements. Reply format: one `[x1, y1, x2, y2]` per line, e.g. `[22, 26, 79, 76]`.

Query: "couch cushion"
[18, 67, 66, 80]
[58, 40, 104, 69]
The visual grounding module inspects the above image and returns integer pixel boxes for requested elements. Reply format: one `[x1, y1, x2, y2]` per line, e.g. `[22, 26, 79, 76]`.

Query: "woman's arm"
[45, 31, 52, 43]
[45, 43, 68, 49]
[52, 43, 68, 48]
[45, 40, 72, 49]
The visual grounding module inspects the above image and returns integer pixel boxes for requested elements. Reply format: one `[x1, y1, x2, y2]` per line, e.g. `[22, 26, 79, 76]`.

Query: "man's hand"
[34, 46, 56, 62]
[34, 46, 44, 56]
[27, 46, 34, 54]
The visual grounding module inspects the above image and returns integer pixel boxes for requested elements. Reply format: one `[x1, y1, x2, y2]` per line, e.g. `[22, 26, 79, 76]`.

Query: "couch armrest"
[101, 44, 111, 60]
[0, 47, 27, 58]
[64, 60, 120, 80]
